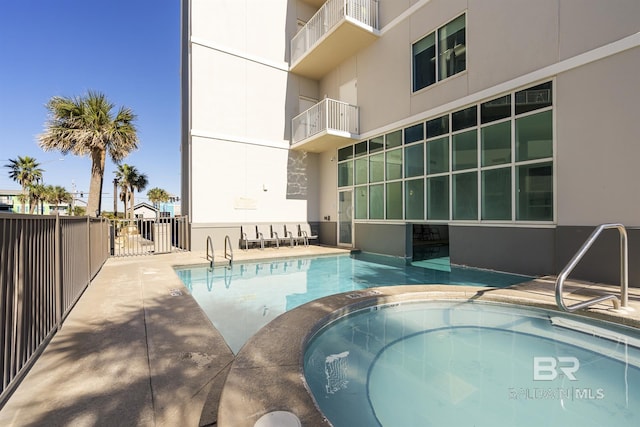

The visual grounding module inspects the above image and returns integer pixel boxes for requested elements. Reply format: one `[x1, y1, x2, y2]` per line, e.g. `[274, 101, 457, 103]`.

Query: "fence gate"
[109, 216, 190, 257]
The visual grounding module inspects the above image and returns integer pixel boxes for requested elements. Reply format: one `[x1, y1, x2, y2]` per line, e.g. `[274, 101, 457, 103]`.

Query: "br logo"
[533, 356, 580, 381]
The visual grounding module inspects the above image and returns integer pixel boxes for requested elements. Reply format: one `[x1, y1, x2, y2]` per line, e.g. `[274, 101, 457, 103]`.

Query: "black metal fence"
[0, 214, 109, 406]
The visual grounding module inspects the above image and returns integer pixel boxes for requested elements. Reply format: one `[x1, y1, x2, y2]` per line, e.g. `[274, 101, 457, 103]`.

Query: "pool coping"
[216, 280, 640, 427]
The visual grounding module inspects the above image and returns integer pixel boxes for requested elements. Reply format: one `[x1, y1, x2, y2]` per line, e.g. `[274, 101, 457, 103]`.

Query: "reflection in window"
[412, 32, 435, 91]
[482, 121, 511, 166]
[517, 162, 552, 221]
[355, 186, 368, 219]
[405, 143, 424, 177]
[516, 110, 552, 161]
[482, 168, 511, 220]
[481, 95, 511, 124]
[386, 182, 403, 219]
[427, 176, 449, 220]
[338, 161, 353, 187]
[355, 158, 368, 185]
[405, 179, 424, 220]
[386, 149, 402, 180]
[453, 172, 477, 220]
[516, 82, 552, 115]
[453, 130, 477, 171]
[427, 137, 449, 175]
[438, 14, 466, 81]
[427, 115, 449, 138]
[369, 184, 384, 219]
[386, 130, 402, 149]
[369, 136, 384, 153]
[369, 153, 384, 182]
[405, 123, 424, 144]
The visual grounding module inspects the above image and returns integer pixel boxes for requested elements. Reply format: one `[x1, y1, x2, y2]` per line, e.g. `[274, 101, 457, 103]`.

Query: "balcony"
[291, 98, 359, 152]
[291, 0, 379, 80]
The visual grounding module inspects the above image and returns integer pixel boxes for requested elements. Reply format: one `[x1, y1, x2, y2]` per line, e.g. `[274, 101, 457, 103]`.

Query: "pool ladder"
[555, 223, 630, 312]
[206, 235, 234, 268]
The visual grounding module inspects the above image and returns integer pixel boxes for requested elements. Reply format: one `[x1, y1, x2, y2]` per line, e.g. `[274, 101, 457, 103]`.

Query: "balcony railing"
[291, 0, 379, 77]
[292, 98, 359, 150]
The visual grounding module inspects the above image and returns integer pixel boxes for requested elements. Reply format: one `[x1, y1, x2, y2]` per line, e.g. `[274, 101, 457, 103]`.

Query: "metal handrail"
[206, 235, 214, 268]
[555, 223, 629, 312]
[224, 235, 233, 266]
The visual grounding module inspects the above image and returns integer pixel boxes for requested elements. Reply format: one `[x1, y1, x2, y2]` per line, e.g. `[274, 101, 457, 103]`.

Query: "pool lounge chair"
[256, 224, 279, 248]
[299, 223, 318, 247]
[272, 224, 294, 247]
[285, 224, 306, 246]
[240, 225, 262, 250]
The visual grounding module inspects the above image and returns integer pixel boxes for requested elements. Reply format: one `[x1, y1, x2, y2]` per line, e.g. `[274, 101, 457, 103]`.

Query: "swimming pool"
[303, 300, 640, 427]
[174, 254, 530, 353]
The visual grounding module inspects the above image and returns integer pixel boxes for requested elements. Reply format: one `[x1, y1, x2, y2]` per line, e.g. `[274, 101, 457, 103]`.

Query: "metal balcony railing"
[292, 98, 359, 145]
[291, 0, 379, 66]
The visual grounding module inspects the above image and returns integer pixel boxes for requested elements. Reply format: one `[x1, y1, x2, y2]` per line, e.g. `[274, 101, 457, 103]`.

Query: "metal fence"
[109, 216, 190, 257]
[0, 214, 110, 406]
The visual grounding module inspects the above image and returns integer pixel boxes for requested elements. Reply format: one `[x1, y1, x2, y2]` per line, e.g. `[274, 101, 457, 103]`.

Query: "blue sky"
[0, 0, 181, 209]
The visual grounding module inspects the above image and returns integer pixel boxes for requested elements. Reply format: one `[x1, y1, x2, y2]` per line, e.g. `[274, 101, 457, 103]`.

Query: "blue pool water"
[175, 254, 530, 353]
[304, 301, 640, 427]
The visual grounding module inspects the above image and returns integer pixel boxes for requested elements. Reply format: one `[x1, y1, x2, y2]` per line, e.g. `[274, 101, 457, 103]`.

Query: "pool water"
[304, 301, 640, 427]
[175, 254, 530, 353]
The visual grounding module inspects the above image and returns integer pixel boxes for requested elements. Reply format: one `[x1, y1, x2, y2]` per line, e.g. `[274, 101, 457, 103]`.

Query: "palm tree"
[39, 91, 138, 217]
[44, 185, 72, 215]
[147, 187, 170, 209]
[115, 163, 148, 219]
[28, 183, 47, 214]
[4, 156, 43, 213]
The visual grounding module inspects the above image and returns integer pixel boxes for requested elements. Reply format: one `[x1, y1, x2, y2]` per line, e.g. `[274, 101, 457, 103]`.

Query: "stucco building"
[181, 0, 640, 284]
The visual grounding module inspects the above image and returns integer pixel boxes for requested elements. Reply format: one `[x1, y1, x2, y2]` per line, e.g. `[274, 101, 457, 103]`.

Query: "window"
[338, 81, 554, 223]
[413, 14, 466, 92]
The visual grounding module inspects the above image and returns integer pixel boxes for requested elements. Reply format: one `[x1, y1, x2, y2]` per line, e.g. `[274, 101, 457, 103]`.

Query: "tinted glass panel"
[355, 158, 368, 185]
[413, 32, 436, 91]
[453, 172, 477, 220]
[404, 143, 424, 177]
[517, 162, 553, 221]
[482, 168, 511, 220]
[386, 182, 403, 219]
[482, 121, 511, 166]
[427, 137, 449, 175]
[452, 130, 477, 171]
[386, 148, 402, 180]
[452, 106, 477, 131]
[338, 161, 353, 187]
[386, 130, 402, 149]
[369, 136, 384, 153]
[405, 179, 424, 220]
[338, 146, 353, 161]
[427, 176, 449, 220]
[355, 186, 368, 219]
[426, 115, 449, 138]
[405, 123, 424, 144]
[369, 184, 384, 219]
[354, 141, 367, 157]
[515, 81, 552, 115]
[369, 153, 384, 182]
[438, 14, 466, 80]
[481, 95, 511, 124]
[516, 110, 552, 161]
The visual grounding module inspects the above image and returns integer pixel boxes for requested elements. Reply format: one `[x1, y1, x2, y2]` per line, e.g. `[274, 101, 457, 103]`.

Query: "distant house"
[133, 202, 159, 219]
[155, 196, 181, 218]
[0, 189, 69, 215]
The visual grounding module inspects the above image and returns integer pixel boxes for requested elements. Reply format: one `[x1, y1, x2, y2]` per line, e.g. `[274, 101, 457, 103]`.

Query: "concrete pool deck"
[0, 246, 639, 426]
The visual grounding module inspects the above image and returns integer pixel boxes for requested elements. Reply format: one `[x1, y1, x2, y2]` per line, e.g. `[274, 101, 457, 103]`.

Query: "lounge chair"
[272, 224, 294, 247]
[240, 224, 262, 250]
[299, 223, 318, 246]
[256, 224, 279, 248]
[285, 224, 305, 246]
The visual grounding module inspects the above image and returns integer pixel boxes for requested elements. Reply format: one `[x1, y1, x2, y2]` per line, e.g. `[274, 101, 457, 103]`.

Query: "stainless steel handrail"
[206, 235, 214, 268]
[224, 235, 233, 266]
[555, 223, 629, 312]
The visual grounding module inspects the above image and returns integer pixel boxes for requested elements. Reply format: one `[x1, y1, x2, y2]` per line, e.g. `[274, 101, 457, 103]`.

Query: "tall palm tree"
[28, 183, 47, 214]
[147, 187, 170, 209]
[4, 156, 43, 213]
[115, 163, 148, 219]
[39, 91, 138, 217]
